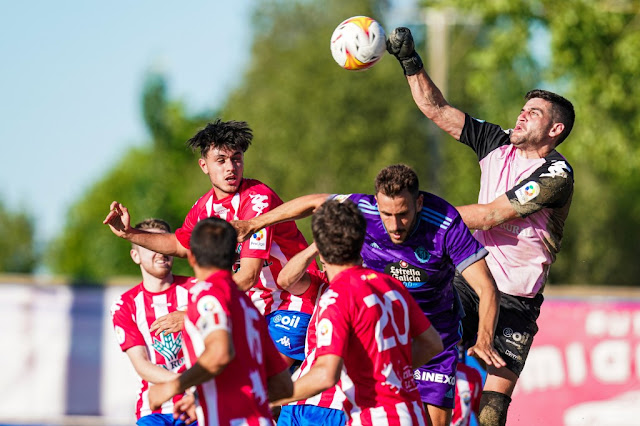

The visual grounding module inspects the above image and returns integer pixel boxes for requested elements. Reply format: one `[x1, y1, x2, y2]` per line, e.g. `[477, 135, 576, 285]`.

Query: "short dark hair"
[374, 164, 420, 199]
[525, 89, 575, 146]
[312, 200, 366, 265]
[187, 119, 253, 158]
[134, 218, 171, 233]
[189, 217, 238, 269]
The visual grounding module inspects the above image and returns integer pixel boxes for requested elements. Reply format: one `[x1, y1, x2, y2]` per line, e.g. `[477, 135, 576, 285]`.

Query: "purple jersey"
[331, 192, 488, 319]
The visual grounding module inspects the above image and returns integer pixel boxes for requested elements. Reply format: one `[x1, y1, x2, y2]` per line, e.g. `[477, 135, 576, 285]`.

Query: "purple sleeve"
[445, 213, 488, 273]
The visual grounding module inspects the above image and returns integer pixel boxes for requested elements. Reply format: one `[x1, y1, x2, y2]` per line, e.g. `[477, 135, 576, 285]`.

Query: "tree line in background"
[5, 0, 639, 286]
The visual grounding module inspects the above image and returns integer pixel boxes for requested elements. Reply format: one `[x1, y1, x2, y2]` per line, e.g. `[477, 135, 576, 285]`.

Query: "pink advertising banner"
[508, 298, 640, 425]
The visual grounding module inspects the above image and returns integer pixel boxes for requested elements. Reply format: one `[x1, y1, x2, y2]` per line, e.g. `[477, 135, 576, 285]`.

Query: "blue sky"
[0, 1, 418, 267]
[0, 1, 252, 248]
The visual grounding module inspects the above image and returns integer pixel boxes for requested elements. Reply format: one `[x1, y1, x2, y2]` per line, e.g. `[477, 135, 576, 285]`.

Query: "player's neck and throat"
[141, 269, 175, 294]
[322, 257, 362, 283]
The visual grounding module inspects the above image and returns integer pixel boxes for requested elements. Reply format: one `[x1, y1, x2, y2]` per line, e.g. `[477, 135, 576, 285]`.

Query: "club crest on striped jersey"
[152, 332, 184, 370]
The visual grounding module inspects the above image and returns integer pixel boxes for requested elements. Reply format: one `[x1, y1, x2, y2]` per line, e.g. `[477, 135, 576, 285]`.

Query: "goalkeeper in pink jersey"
[387, 27, 575, 426]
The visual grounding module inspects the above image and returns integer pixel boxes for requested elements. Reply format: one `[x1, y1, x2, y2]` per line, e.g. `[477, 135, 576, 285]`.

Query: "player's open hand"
[150, 311, 186, 336]
[103, 201, 133, 237]
[230, 219, 256, 242]
[173, 392, 198, 424]
[466, 334, 506, 368]
[149, 381, 179, 411]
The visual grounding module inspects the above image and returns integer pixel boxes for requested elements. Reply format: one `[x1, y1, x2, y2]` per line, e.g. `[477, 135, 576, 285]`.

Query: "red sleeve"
[262, 318, 289, 377]
[110, 292, 145, 352]
[315, 288, 350, 358]
[239, 185, 281, 260]
[175, 198, 206, 250]
[470, 367, 484, 414]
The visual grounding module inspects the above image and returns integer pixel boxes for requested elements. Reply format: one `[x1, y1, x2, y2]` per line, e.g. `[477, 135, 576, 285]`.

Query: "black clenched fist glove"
[386, 27, 424, 76]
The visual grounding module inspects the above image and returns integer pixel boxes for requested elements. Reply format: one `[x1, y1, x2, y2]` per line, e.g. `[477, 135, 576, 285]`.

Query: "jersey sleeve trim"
[455, 248, 489, 273]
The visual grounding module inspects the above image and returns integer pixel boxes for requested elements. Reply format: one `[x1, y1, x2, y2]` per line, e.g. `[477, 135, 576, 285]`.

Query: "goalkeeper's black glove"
[386, 27, 424, 76]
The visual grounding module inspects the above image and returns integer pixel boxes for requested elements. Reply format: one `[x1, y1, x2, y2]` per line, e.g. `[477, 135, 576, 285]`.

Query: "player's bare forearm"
[277, 243, 318, 295]
[457, 195, 520, 231]
[267, 369, 294, 402]
[407, 72, 465, 140]
[412, 325, 443, 368]
[461, 260, 506, 368]
[270, 355, 342, 406]
[233, 257, 264, 292]
[126, 346, 180, 384]
[232, 194, 329, 242]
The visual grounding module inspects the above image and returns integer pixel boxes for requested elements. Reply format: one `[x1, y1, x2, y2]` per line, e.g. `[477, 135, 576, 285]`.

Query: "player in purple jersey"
[387, 27, 575, 426]
[233, 164, 504, 426]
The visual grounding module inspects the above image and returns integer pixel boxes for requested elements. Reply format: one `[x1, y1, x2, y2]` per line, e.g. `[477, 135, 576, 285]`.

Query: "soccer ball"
[330, 16, 386, 71]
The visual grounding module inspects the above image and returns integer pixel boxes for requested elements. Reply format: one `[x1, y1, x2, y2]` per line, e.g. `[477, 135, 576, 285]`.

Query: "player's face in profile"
[510, 97, 555, 147]
[376, 190, 422, 244]
[131, 230, 174, 279]
[199, 147, 245, 198]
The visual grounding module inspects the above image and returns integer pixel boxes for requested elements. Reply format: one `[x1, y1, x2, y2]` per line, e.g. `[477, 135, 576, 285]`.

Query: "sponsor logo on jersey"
[272, 313, 302, 330]
[471, 116, 486, 124]
[414, 246, 431, 263]
[317, 318, 333, 347]
[152, 332, 184, 370]
[114, 325, 125, 345]
[370, 242, 381, 250]
[515, 181, 540, 204]
[498, 222, 535, 237]
[540, 160, 571, 179]
[196, 295, 227, 333]
[276, 336, 291, 349]
[414, 370, 456, 385]
[249, 228, 267, 250]
[385, 261, 429, 289]
[249, 194, 270, 215]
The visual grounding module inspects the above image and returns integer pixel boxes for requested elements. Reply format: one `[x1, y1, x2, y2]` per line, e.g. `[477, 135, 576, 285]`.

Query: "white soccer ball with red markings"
[330, 16, 386, 71]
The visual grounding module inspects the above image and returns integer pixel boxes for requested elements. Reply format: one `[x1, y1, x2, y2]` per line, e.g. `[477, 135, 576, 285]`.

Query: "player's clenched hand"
[230, 219, 257, 242]
[386, 27, 416, 59]
[386, 27, 423, 76]
[466, 334, 506, 368]
[173, 392, 198, 424]
[103, 201, 133, 237]
[150, 311, 186, 336]
[149, 380, 179, 410]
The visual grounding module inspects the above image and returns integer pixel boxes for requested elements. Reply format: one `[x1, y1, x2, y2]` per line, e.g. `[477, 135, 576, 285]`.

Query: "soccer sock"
[478, 391, 512, 426]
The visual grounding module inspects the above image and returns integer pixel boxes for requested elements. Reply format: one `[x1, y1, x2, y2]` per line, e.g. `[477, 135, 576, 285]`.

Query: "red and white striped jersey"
[451, 363, 483, 426]
[183, 270, 288, 426]
[315, 266, 432, 426]
[110, 275, 196, 420]
[175, 178, 319, 316]
[290, 273, 346, 410]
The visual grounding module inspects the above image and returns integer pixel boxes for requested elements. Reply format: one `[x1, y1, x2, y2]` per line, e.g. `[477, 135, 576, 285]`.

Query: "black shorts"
[453, 273, 543, 377]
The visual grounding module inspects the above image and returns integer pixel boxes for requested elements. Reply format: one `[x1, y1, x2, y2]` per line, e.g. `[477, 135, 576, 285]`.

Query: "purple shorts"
[413, 315, 461, 408]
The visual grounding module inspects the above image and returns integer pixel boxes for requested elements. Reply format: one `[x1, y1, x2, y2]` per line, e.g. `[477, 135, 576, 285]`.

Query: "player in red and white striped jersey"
[451, 362, 483, 426]
[110, 218, 197, 425]
[104, 119, 319, 364]
[148, 217, 293, 425]
[274, 243, 346, 425]
[272, 200, 444, 426]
